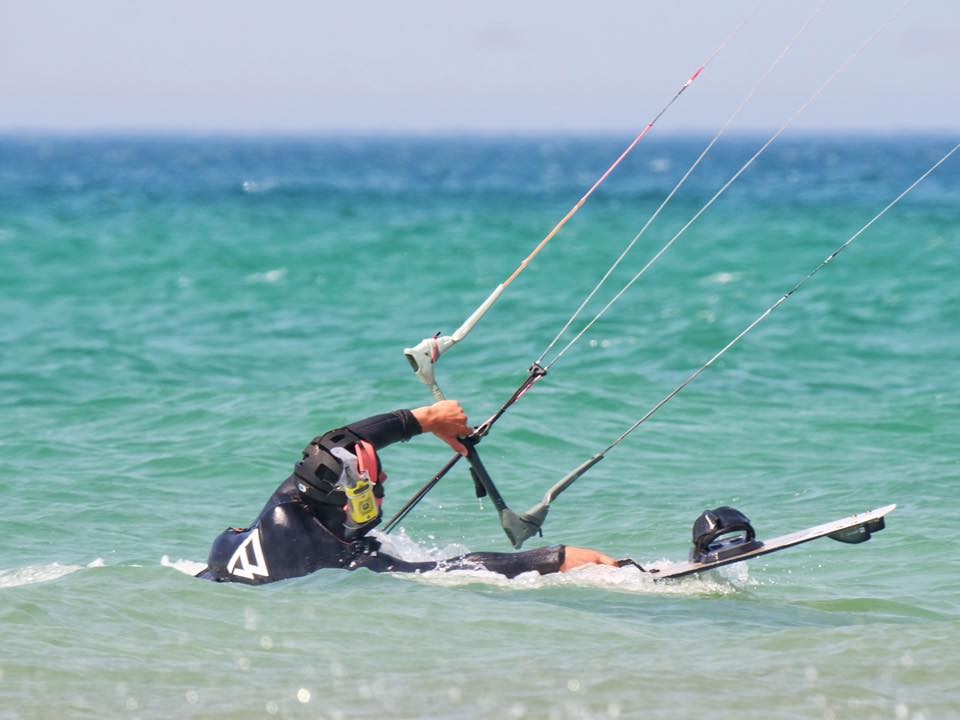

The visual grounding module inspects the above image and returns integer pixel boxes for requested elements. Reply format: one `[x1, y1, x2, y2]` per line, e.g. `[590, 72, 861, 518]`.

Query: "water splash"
[399, 559, 748, 595]
[160, 555, 207, 576]
[0, 559, 104, 589]
[379, 530, 749, 595]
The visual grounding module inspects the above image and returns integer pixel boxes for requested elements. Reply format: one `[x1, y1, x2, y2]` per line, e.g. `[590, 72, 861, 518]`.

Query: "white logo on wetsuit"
[226, 528, 269, 580]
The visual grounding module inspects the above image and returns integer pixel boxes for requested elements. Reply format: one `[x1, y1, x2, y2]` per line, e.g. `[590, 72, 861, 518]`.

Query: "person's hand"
[559, 547, 618, 572]
[412, 400, 472, 456]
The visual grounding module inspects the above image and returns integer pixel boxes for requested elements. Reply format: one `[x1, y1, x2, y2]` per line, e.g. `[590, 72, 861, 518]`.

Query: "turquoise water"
[1, 134, 958, 719]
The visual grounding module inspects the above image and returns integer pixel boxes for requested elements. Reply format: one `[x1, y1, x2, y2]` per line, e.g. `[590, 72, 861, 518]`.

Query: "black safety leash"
[381, 364, 547, 536]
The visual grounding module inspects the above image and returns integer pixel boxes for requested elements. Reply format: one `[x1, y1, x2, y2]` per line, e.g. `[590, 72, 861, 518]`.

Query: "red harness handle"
[354, 440, 386, 509]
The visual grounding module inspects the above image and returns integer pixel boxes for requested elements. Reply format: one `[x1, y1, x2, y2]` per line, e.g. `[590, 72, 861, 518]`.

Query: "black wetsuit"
[198, 410, 565, 584]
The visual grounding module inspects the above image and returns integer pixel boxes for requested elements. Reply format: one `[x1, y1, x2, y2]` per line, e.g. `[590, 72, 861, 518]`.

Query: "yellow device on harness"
[344, 475, 379, 525]
[331, 446, 380, 526]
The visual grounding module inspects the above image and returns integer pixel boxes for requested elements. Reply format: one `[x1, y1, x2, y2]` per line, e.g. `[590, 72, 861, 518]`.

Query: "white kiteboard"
[618, 504, 895, 581]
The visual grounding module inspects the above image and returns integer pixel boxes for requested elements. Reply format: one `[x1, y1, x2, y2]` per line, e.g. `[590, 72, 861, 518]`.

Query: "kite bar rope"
[500, 6, 760, 292]
[519, 140, 959, 547]
[400, 4, 763, 401]
[541, 0, 909, 371]
[536, 0, 828, 367]
[606, 140, 959, 453]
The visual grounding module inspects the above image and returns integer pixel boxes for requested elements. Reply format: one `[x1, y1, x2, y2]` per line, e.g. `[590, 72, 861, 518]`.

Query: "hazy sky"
[1, 1, 957, 134]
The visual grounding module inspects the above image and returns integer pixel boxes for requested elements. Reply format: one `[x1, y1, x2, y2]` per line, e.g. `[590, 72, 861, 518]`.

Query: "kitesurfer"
[197, 400, 616, 584]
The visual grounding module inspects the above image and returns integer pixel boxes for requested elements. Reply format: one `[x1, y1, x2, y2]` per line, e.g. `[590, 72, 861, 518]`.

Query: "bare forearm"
[411, 400, 472, 455]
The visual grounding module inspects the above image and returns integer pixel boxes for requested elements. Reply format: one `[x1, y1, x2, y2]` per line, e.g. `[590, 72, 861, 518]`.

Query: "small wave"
[241, 179, 277, 194]
[0, 559, 104, 589]
[706, 271, 740, 285]
[648, 157, 671, 173]
[797, 597, 948, 621]
[400, 560, 746, 595]
[245, 268, 288, 284]
[160, 555, 208, 577]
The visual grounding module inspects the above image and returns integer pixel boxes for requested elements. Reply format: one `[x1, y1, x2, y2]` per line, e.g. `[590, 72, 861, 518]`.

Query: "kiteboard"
[617, 504, 895, 581]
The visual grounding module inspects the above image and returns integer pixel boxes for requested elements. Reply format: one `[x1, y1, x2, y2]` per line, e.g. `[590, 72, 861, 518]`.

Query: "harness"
[293, 427, 386, 537]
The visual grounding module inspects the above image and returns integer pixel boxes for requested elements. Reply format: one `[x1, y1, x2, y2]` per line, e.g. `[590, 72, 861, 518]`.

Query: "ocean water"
[1, 134, 958, 719]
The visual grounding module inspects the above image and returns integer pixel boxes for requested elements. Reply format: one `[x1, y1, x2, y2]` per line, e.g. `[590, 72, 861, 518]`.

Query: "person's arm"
[560, 546, 618, 571]
[346, 410, 422, 449]
[410, 400, 470, 455]
[346, 400, 471, 455]
[430, 545, 617, 577]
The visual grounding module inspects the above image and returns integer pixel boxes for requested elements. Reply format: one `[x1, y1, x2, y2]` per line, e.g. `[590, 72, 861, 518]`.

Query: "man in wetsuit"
[197, 400, 616, 584]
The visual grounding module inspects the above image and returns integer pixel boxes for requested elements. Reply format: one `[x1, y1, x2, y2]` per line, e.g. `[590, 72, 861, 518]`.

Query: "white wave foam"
[241, 179, 277, 194]
[245, 268, 287, 284]
[0, 559, 104, 589]
[401, 560, 745, 595]
[160, 555, 208, 576]
[706, 271, 740, 285]
[372, 528, 470, 563]
[379, 531, 748, 595]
